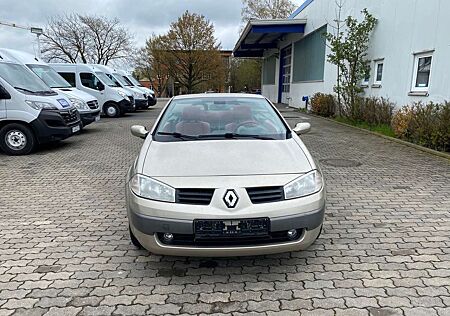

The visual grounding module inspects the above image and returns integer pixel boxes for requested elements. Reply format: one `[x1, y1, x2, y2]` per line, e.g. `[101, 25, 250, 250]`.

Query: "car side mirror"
[293, 122, 311, 135]
[0, 85, 11, 100]
[131, 125, 149, 139]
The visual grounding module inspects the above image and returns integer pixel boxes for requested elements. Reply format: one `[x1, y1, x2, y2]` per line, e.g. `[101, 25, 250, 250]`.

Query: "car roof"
[173, 93, 265, 100]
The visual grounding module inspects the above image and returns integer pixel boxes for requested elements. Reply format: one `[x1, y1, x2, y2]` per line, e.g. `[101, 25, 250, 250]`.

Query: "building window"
[361, 72, 370, 87]
[412, 53, 433, 92]
[373, 60, 384, 85]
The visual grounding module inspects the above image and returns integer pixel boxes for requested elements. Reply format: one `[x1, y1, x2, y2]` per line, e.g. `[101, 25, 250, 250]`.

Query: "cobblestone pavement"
[0, 101, 449, 316]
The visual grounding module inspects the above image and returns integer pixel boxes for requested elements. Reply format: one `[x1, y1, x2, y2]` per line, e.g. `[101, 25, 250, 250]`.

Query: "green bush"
[391, 101, 450, 152]
[310, 93, 336, 117]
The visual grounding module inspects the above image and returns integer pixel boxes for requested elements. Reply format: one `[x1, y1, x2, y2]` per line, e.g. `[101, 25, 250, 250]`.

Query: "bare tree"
[42, 14, 134, 65]
[241, 0, 297, 23]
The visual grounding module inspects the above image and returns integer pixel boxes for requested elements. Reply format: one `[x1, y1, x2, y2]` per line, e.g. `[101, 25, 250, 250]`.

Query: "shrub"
[391, 101, 450, 152]
[310, 93, 336, 117]
[359, 97, 394, 125]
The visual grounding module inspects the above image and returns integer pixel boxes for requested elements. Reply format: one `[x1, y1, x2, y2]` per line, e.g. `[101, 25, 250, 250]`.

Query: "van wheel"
[129, 226, 143, 249]
[104, 103, 120, 118]
[0, 123, 36, 155]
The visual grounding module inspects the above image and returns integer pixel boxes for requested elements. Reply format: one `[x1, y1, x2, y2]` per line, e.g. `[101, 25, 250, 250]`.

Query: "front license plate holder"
[194, 217, 270, 239]
[72, 125, 80, 133]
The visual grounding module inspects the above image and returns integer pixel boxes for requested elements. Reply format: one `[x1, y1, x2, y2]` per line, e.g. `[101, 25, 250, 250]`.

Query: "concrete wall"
[265, 0, 450, 108]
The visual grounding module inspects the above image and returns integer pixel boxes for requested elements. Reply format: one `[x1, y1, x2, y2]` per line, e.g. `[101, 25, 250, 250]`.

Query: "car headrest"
[181, 106, 204, 121]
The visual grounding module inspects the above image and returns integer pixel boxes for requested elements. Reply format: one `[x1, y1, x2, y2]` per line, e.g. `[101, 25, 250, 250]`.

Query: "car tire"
[104, 103, 120, 118]
[0, 123, 36, 155]
[129, 226, 143, 249]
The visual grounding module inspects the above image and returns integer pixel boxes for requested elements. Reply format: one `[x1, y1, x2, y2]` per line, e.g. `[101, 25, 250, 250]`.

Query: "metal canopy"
[233, 19, 307, 57]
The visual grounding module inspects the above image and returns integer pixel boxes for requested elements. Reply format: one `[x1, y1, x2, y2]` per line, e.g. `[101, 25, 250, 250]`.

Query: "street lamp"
[30, 27, 44, 59]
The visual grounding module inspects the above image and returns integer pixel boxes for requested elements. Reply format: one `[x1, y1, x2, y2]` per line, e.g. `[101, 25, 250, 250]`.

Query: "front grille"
[246, 186, 284, 204]
[87, 100, 99, 109]
[176, 188, 215, 205]
[157, 228, 304, 246]
[60, 109, 79, 126]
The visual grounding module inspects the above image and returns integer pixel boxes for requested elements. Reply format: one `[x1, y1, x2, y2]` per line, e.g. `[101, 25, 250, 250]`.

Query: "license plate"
[194, 218, 270, 239]
[95, 115, 100, 122]
[72, 125, 80, 133]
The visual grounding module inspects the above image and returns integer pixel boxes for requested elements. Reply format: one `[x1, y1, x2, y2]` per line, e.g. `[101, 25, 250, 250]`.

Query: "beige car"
[126, 93, 325, 256]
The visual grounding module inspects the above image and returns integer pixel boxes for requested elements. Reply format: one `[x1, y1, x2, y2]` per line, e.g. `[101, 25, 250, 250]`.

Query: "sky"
[0, 0, 304, 56]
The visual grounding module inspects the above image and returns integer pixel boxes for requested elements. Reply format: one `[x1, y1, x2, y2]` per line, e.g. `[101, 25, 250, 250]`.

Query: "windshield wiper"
[157, 132, 199, 140]
[198, 133, 275, 140]
[14, 86, 36, 93]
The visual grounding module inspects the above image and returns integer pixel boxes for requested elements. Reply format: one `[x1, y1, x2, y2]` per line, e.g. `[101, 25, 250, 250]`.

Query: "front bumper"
[127, 183, 325, 256]
[135, 99, 148, 110]
[148, 96, 157, 106]
[118, 99, 135, 113]
[30, 109, 81, 144]
[80, 110, 100, 126]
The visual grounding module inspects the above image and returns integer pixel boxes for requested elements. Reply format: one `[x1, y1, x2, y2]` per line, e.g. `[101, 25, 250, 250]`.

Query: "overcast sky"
[0, 0, 304, 56]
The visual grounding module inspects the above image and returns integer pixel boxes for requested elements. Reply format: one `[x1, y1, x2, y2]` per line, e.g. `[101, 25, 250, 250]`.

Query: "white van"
[50, 63, 135, 118]
[0, 49, 100, 127]
[116, 69, 157, 106]
[93, 64, 148, 110]
[0, 53, 81, 155]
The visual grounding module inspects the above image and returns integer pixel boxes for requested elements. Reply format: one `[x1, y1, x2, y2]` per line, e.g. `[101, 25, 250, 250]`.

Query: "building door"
[278, 45, 292, 104]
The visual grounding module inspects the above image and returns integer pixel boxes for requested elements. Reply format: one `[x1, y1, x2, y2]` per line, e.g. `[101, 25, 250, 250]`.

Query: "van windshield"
[28, 64, 72, 89]
[0, 63, 54, 95]
[120, 75, 134, 86]
[127, 75, 143, 87]
[113, 73, 132, 86]
[95, 71, 119, 87]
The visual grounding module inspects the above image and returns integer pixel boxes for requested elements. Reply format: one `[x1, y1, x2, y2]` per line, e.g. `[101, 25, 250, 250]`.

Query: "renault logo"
[223, 189, 239, 208]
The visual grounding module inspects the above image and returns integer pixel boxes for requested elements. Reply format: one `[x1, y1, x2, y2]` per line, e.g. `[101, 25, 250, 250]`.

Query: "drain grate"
[320, 159, 362, 167]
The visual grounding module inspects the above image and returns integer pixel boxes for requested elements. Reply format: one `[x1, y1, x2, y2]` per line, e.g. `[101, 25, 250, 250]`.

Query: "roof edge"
[289, 0, 314, 19]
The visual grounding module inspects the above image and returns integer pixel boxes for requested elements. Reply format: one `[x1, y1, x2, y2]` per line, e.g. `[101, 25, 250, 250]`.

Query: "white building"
[233, 0, 450, 108]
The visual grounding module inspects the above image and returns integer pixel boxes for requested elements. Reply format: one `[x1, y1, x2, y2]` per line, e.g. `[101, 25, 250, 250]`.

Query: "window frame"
[411, 52, 433, 92]
[373, 59, 384, 86]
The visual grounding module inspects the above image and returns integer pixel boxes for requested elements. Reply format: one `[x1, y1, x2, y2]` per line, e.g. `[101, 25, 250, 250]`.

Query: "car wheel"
[104, 103, 120, 118]
[129, 226, 143, 249]
[0, 123, 36, 155]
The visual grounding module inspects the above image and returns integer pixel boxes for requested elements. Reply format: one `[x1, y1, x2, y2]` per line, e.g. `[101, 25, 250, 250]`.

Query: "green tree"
[230, 59, 261, 92]
[160, 11, 226, 94]
[325, 8, 377, 119]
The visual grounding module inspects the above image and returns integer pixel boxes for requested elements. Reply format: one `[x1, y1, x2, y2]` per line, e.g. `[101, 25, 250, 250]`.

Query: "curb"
[304, 112, 450, 161]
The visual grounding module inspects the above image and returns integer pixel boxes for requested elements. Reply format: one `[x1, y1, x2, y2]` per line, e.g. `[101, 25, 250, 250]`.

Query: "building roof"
[233, 19, 307, 58]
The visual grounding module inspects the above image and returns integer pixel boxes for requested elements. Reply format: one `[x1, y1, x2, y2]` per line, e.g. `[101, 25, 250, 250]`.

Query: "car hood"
[142, 138, 312, 177]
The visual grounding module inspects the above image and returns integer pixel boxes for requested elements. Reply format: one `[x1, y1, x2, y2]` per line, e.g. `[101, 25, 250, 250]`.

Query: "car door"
[0, 84, 8, 119]
[78, 72, 106, 107]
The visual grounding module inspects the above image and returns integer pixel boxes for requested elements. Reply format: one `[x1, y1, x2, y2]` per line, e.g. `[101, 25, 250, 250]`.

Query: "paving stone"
[0, 103, 448, 316]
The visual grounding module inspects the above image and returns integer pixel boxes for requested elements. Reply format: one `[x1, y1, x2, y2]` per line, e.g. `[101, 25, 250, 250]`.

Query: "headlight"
[25, 100, 57, 110]
[284, 170, 323, 200]
[69, 98, 89, 110]
[117, 90, 129, 101]
[130, 174, 175, 203]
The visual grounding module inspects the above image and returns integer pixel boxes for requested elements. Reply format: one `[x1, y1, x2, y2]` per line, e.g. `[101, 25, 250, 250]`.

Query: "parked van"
[93, 64, 148, 110]
[116, 69, 157, 106]
[50, 63, 135, 118]
[0, 49, 100, 127]
[0, 53, 81, 155]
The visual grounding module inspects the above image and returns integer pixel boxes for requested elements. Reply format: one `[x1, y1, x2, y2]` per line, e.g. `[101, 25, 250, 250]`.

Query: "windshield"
[154, 97, 288, 142]
[127, 75, 143, 87]
[121, 75, 134, 86]
[95, 71, 118, 87]
[113, 73, 132, 86]
[28, 64, 72, 88]
[0, 63, 54, 94]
